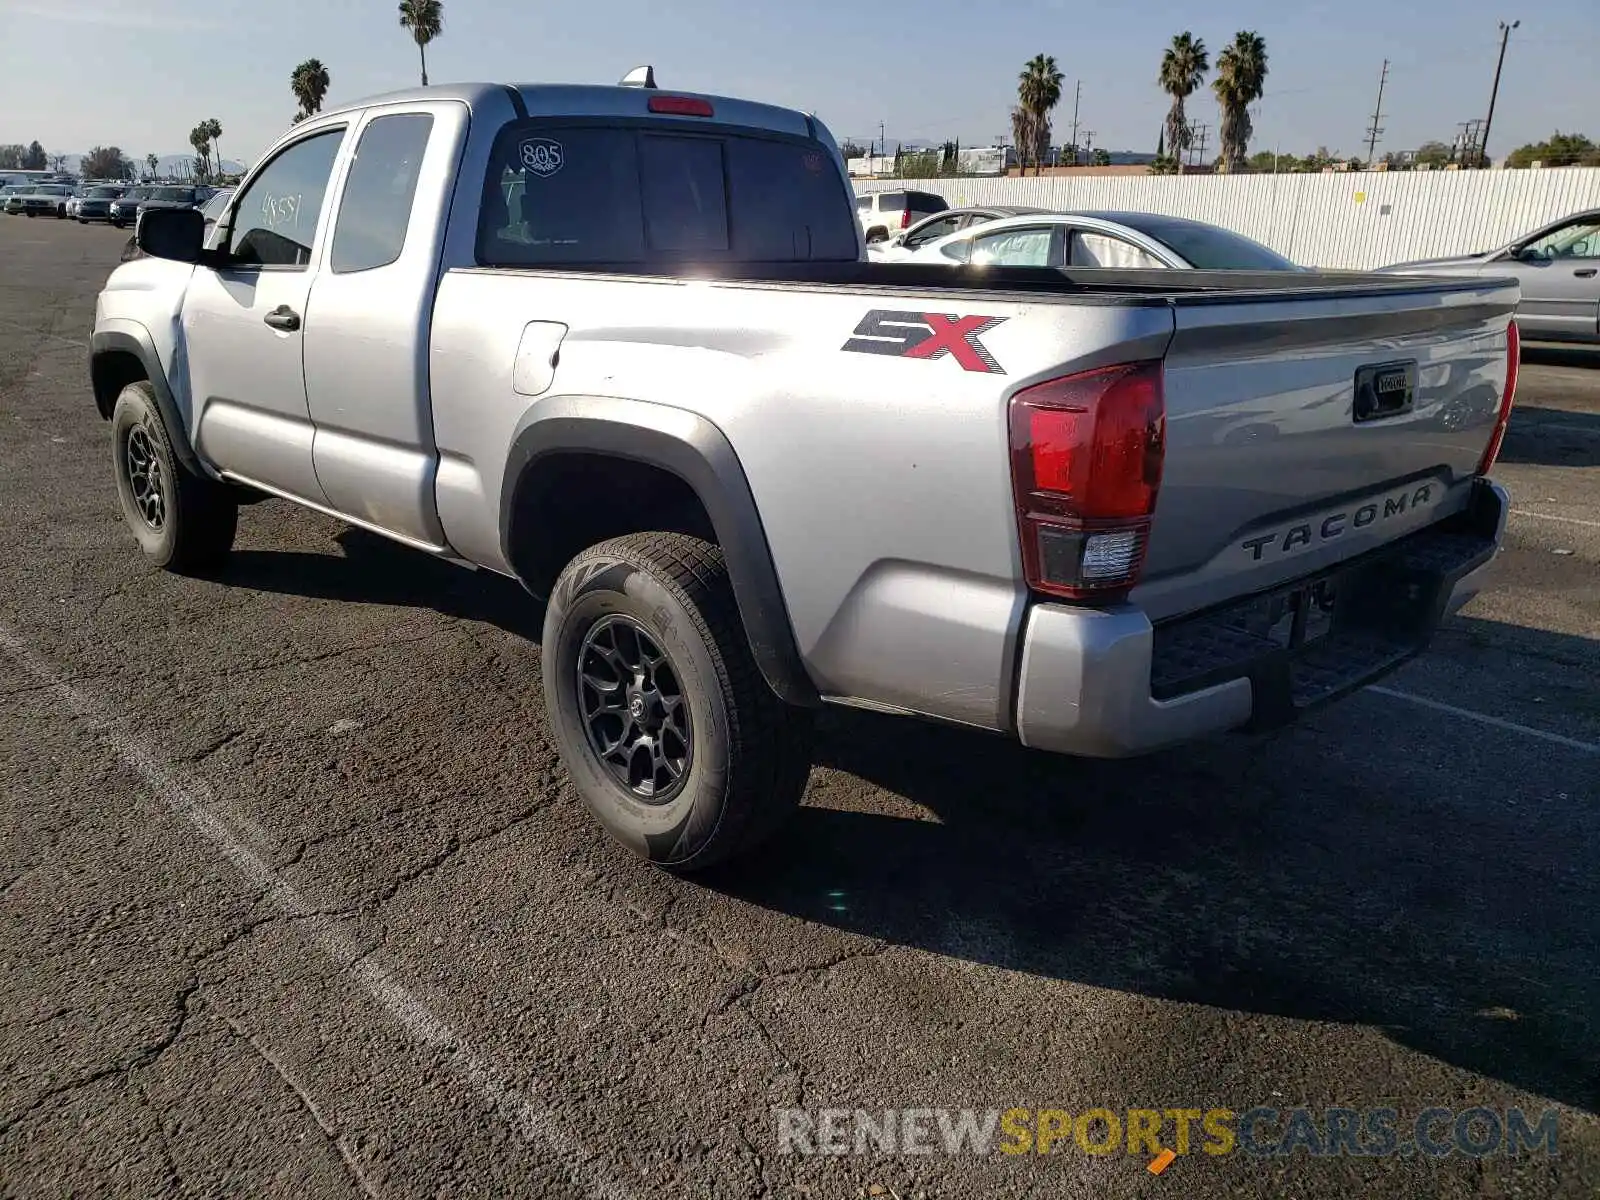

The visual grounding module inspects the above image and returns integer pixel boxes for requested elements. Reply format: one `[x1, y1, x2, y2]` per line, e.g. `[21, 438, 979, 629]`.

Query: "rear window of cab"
[477, 121, 859, 266]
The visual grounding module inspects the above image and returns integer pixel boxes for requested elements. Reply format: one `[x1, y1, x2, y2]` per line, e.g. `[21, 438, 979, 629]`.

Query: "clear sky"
[1, 0, 1593, 166]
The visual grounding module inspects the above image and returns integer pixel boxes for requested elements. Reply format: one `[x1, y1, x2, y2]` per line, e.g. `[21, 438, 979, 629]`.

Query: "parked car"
[902, 210, 1302, 270]
[856, 189, 950, 244]
[0, 185, 29, 212]
[5, 183, 73, 218]
[109, 186, 156, 228]
[1377, 208, 1600, 344]
[95, 75, 1517, 871]
[868, 205, 1053, 260]
[76, 184, 128, 224]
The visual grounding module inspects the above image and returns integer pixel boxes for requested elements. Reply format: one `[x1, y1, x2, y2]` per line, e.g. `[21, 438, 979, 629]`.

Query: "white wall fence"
[854, 170, 1600, 270]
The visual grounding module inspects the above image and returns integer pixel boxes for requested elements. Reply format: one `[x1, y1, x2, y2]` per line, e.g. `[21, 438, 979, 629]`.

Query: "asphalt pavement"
[2, 215, 1596, 1199]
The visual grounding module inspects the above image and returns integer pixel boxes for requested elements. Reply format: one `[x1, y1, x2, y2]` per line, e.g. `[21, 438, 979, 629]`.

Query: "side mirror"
[135, 206, 204, 264]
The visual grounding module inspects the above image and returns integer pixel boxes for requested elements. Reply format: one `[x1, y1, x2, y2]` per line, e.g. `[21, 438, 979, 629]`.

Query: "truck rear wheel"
[110, 382, 238, 573]
[542, 532, 814, 872]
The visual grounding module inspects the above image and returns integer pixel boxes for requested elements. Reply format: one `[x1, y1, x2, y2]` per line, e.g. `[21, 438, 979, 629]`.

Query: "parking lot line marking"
[1367, 684, 1599, 754]
[0, 318, 88, 350]
[0, 623, 636, 1200]
[1511, 509, 1600, 530]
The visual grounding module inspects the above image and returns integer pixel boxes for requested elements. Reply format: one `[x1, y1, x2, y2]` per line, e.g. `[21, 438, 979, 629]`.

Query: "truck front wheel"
[110, 382, 238, 573]
[542, 532, 814, 872]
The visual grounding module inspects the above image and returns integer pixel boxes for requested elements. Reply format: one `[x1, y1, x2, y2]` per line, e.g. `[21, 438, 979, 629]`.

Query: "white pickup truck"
[91, 73, 1520, 870]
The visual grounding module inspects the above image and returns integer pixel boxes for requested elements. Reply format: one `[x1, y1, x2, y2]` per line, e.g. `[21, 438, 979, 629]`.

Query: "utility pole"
[1365, 59, 1389, 165]
[1069, 80, 1081, 165]
[1082, 129, 1096, 164]
[876, 120, 885, 159]
[1479, 19, 1519, 167]
[1192, 124, 1210, 168]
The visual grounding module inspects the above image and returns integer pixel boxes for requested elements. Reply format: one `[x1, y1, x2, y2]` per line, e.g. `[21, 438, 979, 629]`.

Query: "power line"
[1365, 59, 1389, 164]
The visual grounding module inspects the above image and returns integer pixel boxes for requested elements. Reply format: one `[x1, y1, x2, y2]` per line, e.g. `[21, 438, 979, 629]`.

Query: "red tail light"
[648, 95, 715, 117]
[1477, 320, 1519, 475]
[901, 208, 913, 229]
[1009, 361, 1166, 600]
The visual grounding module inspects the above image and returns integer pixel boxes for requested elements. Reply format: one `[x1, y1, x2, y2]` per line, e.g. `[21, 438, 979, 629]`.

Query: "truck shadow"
[219, 527, 545, 639]
[220, 527, 1598, 1114]
[710, 624, 1600, 1115]
[1499, 405, 1600, 468]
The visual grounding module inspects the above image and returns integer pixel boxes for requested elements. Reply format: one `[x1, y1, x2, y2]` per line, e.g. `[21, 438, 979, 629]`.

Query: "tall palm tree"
[1158, 33, 1209, 165]
[291, 59, 331, 123]
[398, 0, 444, 87]
[204, 118, 223, 176]
[1016, 54, 1064, 175]
[145, 153, 159, 181]
[1213, 31, 1268, 173]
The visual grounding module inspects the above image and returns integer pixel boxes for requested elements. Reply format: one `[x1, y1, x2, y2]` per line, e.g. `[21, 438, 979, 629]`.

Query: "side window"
[1071, 231, 1166, 269]
[1521, 220, 1600, 260]
[904, 214, 962, 249]
[330, 113, 434, 273]
[940, 238, 972, 264]
[227, 130, 344, 269]
[856, 195, 871, 212]
[970, 226, 1056, 267]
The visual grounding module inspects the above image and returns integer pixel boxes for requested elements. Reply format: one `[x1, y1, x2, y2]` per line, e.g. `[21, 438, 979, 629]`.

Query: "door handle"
[1574, 268, 1598, 278]
[263, 305, 302, 332]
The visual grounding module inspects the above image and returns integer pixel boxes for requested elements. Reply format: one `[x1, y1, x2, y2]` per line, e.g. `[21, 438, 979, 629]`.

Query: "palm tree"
[1213, 31, 1268, 173]
[398, 0, 444, 87]
[205, 118, 223, 176]
[290, 59, 331, 123]
[145, 153, 159, 181]
[188, 123, 212, 182]
[1016, 54, 1064, 175]
[1158, 33, 1209, 166]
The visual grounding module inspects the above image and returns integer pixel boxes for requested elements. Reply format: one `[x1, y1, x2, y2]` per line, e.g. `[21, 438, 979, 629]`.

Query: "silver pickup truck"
[91, 75, 1521, 871]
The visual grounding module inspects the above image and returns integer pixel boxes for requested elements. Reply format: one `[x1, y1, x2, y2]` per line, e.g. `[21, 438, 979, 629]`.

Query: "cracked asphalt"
[2, 216, 1597, 1199]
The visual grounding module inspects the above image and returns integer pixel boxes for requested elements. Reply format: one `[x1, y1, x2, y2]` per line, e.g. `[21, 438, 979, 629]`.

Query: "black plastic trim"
[500, 401, 821, 708]
[89, 329, 202, 475]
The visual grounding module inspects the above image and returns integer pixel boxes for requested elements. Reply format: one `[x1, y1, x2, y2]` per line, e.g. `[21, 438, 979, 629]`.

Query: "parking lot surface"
[2, 216, 1596, 1199]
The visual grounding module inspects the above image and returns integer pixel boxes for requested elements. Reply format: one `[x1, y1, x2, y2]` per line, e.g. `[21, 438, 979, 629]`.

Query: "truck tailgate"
[1133, 276, 1519, 622]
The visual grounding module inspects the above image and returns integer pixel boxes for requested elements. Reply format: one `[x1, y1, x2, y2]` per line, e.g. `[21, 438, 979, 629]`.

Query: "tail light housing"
[1476, 320, 1519, 475]
[1009, 361, 1166, 600]
[901, 208, 913, 229]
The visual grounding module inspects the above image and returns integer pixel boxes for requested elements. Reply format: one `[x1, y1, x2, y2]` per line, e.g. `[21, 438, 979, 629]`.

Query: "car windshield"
[88, 187, 122, 198]
[37, 185, 70, 196]
[1113, 215, 1299, 270]
[151, 187, 193, 202]
[123, 187, 153, 200]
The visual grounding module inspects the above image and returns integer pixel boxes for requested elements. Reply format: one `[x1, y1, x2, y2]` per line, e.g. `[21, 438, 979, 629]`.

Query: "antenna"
[619, 65, 657, 89]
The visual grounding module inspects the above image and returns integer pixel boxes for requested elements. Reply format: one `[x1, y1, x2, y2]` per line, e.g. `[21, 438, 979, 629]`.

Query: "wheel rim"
[576, 615, 692, 803]
[124, 425, 165, 530]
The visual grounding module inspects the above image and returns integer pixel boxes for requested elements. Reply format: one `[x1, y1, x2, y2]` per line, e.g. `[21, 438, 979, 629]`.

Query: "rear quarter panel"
[428, 270, 1174, 728]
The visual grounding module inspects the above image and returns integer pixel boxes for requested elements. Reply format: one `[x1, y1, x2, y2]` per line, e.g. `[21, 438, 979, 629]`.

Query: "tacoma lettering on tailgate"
[1241, 484, 1438, 562]
[841, 310, 1008, 374]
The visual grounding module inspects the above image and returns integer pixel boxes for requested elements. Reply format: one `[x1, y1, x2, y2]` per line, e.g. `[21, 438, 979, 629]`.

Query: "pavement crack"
[0, 978, 201, 1136]
[185, 728, 245, 763]
[364, 804, 548, 909]
[133, 1074, 186, 1198]
[213, 1008, 380, 1199]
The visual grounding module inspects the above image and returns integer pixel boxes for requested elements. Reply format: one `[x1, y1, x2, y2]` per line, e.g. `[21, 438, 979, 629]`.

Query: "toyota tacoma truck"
[90, 74, 1521, 871]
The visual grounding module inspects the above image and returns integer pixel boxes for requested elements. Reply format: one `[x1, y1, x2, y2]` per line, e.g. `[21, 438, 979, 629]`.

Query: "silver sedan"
[1378, 209, 1600, 344]
[900, 210, 1301, 271]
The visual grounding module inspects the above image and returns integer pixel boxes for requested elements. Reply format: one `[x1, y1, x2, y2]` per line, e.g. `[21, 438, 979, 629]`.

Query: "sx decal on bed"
[840, 310, 1008, 374]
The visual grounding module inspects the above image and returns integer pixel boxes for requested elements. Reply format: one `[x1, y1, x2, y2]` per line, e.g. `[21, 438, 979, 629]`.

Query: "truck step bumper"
[1015, 479, 1508, 758]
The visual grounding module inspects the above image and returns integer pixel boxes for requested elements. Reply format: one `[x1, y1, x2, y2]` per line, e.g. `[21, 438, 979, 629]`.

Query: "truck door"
[302, 103, 463, 551]
[184, 128, 346, 504]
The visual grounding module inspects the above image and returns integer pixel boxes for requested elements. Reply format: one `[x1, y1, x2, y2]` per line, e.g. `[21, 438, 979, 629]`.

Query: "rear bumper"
[1014, 478, 1508, 757]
